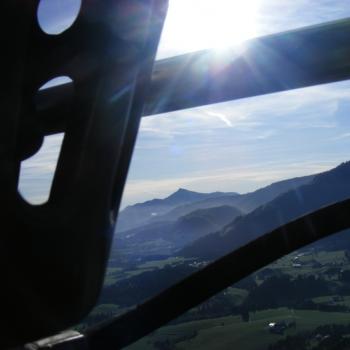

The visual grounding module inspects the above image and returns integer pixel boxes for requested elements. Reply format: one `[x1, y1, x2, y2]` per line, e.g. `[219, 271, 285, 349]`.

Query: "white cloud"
[205, 111, 233, 128]
[330, 132, 350, 141]
[140, 81, 350, 140]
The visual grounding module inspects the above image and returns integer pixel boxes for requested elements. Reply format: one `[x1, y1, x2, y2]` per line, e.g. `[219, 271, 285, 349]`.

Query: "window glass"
[18, 133, 64, 204]
[126, 229, 350, 350]
[20, 0, 350, 340]
[157, 0, 350, 59]
[78, 79, 350, 328]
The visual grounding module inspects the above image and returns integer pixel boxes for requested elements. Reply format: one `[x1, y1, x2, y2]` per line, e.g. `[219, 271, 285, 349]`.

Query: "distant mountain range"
[116, 174, 314, 232]
[116, 205, 242, 257]
[116, 189, 238, 231]
[113, 167, 322, 258]
[154, 174, 314, 223]
[180, 161, 350, 259]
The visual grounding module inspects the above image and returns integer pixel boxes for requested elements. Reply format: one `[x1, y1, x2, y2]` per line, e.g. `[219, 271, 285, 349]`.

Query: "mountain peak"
[166, 188, 200, 202]
[175, 188, 191, 193]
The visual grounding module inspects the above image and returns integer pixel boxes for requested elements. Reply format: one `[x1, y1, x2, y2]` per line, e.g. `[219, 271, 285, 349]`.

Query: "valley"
[81, 161, 350, 349]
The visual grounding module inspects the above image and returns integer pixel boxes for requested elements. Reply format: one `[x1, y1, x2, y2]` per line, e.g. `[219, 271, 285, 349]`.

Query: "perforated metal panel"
[0, 1, 167, 347]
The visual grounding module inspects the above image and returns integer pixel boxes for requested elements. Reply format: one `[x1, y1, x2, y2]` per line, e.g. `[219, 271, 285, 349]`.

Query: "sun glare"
[159, 0, 261, 58]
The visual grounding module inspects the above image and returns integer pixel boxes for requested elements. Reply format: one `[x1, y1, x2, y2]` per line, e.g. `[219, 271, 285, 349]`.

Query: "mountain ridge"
[116, 204, 243, 257]
[116, 188, 239, 231]
[147, 173, 315, 224]
[180, 162, 350, 259]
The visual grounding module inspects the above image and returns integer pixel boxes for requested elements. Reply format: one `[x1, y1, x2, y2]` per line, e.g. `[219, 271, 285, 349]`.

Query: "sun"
[158, 0, 261, 58]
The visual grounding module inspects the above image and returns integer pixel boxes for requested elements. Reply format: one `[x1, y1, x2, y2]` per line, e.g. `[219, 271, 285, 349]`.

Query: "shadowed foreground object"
[1, 0, 167, 348]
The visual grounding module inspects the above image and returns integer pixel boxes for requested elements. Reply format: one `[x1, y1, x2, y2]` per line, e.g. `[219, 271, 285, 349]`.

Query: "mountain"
[164, 188, 237, 206]
[149, 174, 315, 224]
[116, 205, 242, 257]
[116, 188, 238, 231]
[180, 162, 350, 260]
[228, 174, 315, 212]
[181, 205, 242, 229]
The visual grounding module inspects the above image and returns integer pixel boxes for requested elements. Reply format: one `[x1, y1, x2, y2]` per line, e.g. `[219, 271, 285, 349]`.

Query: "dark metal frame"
[1, 1, 167, 348]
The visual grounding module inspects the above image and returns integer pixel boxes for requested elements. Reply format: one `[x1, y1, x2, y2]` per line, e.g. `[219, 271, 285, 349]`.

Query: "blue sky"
[19, 0, 350, 207]
[124, 81, 350, 205]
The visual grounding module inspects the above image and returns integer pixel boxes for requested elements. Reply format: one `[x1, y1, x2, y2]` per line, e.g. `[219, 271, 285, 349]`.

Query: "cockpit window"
[78, 79, 350, 329]
[25, 0, 350, 341]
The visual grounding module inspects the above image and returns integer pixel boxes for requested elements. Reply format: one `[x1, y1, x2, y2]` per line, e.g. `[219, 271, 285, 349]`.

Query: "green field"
[120, 248, 350, 349]
[83, 246, 350, 349]
[137, 257, 189, 270]
[103, 256, 190, 286]
[127, 308, 350, 350]
[257, 249, 347, 280]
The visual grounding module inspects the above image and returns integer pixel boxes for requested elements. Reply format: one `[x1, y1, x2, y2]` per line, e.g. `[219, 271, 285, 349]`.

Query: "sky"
[19, 0, 350, 207]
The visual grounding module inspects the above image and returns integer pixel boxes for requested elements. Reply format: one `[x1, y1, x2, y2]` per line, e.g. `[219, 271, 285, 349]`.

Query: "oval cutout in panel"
[18, 133, 64, 205]
[39, 76, 73, 91]
[37, 0, 81, 35]
[35, 76, 74, 114]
